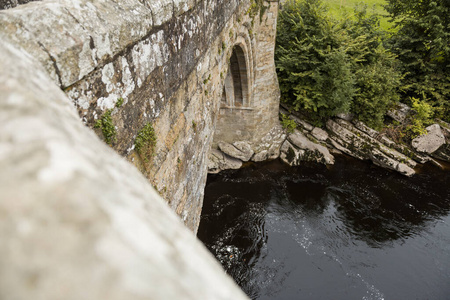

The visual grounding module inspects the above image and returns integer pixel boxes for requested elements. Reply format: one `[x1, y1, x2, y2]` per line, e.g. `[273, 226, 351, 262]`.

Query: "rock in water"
[280, 130, 334, 166]
[232, 141, 254, 161]
[218, 141, 253, 162]
[207, 149, 242, 173]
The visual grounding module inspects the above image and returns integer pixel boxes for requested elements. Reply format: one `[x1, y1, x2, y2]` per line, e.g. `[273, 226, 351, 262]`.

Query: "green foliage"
[385, 0, 450, 122]
[280, 113, 297, 133]
[94, 109, 116, 145]
[406, 97, 434, 138]
[276, 0, 402, 127]
[115, 97, 124, 108]
[276, 0, 353, 124]
[352, 48, 402, 129]
[135, 123, 157, 161]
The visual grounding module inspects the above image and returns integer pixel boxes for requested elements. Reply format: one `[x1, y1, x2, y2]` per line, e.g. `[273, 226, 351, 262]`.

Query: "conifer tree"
[386, 0, 450, 121]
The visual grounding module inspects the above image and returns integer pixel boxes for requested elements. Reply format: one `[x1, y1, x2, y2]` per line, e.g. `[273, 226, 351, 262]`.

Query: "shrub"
[352, 49, 402, 129]
[276, 0, 401, 128]
[406, 98, 434, 138]
[281, 113, 297, 133]
[385, 0, 450, 122]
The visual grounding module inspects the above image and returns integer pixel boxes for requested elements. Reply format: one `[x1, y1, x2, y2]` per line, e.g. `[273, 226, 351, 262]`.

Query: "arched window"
[222, 45, 249, 107]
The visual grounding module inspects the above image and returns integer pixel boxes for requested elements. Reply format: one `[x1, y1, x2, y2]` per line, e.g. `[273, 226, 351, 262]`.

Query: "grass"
[325, 0, 393, 31]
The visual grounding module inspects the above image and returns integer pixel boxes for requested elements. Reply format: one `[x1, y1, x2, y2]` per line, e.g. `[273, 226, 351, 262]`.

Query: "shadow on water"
[198, 155, 450, 300]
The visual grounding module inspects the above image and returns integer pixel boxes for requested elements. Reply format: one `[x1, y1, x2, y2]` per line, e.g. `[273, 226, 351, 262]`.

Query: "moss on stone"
[94, 109, 116, 145]
[203, 74, 211, 85]
[115, 97, 124, 108]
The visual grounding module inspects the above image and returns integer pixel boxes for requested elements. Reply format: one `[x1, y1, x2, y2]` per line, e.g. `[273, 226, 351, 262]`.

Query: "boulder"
[218, 141, 253, 162]
[326, 119, 417, 175]
[252, 125, 285, 162]
[279, 130, 334, 166]
[411, 124, 446, 154]
[369, 149, 415, 177]
[252, 150, 268, 162]
[280, 140, 304, 166]
[387, 103, 411, 123]
[326, 119, 370, 160]
[431, 144, 450, 162]
[207, 149, 242, 173]
[232, 141, 254, 161]
[352, 120, 379, 138]
[311, 127, 328, 142]
[291, 115, 314, 131]
[336, 112, 354, 121]
[267, 143, 281, 160]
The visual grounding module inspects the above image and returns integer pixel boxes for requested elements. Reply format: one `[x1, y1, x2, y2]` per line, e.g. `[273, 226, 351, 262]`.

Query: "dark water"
[198, 156, 450, 300]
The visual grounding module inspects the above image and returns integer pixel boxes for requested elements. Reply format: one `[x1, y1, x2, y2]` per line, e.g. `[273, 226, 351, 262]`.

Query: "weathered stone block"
[412, 124, 446, 154]
[311, 127, 328, 142]
[218, 141, 252, 162]
[387, 102, 411, 123]
[287, 130, 334, 165]
[207, 149, 243, 173]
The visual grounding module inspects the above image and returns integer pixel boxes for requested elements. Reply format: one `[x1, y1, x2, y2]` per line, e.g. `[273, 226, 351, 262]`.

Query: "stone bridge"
[0, 0, 279, 299]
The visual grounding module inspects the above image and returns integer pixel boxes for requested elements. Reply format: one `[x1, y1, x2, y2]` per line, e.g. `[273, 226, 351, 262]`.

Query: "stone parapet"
[0, 39, 249, 300]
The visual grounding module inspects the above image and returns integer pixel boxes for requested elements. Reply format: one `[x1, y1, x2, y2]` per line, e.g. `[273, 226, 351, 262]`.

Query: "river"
[198, 156, 450, 300]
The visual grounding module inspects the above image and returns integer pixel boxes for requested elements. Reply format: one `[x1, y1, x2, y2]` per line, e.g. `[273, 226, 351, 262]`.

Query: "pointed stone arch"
[221, 42, 253, 108]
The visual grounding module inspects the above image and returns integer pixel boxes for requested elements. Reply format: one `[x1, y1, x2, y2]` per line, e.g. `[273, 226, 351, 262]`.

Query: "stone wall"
[214, 1, 280, 146]
[0, 0, 280, 232]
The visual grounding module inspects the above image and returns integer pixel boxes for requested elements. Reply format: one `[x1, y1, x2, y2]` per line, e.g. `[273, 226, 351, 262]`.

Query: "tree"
[276, 0, 402, 128]
[276, 0, 355, 125]
[385, 0, 450, 122]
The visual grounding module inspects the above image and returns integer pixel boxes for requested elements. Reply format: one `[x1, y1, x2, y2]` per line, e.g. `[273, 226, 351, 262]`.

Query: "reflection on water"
[198, 156, 450, 300]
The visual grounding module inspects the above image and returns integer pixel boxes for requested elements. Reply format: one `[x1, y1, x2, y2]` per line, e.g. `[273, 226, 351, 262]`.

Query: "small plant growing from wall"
[192, 120, 198, 133]
[134, 123, 157, 163]
[94, 109, 116, 145]
[115, 97, 124, 108]
[203, 74, 211, 85]
[281, 113, 297, 134]
[246, 0, 267, 23]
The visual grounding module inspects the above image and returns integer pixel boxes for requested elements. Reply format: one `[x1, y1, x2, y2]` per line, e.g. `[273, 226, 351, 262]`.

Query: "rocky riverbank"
[208, 104, 450, 176]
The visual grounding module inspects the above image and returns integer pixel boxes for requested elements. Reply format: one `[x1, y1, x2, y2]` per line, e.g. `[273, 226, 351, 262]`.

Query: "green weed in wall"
[94, 109, 116, 145]
[246, 0, 267, 23]
[135, 123, 157, 161]
[115, 97, 124, 108]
